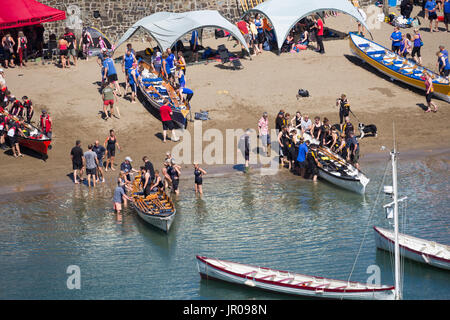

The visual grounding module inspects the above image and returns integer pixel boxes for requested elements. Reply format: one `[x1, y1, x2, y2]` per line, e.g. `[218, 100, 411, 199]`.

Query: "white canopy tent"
[247, 0, 372, 52]
[115, 10, 250, 54]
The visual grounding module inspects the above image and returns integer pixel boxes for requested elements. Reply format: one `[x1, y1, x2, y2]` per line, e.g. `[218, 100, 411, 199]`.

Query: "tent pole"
[383, 0, 389, 17]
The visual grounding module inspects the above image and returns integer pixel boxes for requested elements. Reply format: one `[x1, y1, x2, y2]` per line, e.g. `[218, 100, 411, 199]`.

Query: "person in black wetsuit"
[193, 163, 207, 195]
[104, 129, 120, 171]
[336, 94, 350, 131]
[165, 159, 181, 195]
[150, 170, 164, 192]
[140, 166, 152, 197]
[22, 96, 33, 124]
[306, 143, 320, 182]
[142, 156, 155, 182]
[277, 126, 290, 167]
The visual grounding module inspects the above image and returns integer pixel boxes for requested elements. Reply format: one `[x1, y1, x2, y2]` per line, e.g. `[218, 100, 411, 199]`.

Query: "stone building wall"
[39, 0, 379, 43]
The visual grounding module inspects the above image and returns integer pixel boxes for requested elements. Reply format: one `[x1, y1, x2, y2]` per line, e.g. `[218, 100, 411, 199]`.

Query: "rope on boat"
[343, 159, 391, 299]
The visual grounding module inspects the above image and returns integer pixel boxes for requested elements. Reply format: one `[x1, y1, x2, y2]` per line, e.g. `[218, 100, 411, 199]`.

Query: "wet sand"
[0, 6, 449, 191]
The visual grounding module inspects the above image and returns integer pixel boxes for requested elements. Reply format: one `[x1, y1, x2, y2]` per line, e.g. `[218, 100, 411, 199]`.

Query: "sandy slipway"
[1, 6, 449, 189]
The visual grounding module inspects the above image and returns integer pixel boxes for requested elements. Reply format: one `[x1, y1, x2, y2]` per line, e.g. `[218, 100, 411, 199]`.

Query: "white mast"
[390, 147, 401, 300]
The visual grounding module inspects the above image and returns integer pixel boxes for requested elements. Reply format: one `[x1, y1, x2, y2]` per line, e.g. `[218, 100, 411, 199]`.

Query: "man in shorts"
[103, 52, 122, 96]
[93, 140, 106, 183]
[113, 179, 132, 214]
[102, 82, 118, 119]
[160, 99, 178, 142]
[64, 28, 77, 67]
[70, 140, 84, 184]
[425, 0, 439, 32]
[84, 144, 99, 187]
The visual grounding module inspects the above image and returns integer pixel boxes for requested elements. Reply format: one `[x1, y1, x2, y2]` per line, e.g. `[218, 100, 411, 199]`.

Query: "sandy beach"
[1, 6, 449, 191]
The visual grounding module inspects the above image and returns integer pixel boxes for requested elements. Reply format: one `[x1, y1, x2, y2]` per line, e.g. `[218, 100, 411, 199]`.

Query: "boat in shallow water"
[131, 176, 176, 232]
[302, 133, 369, 194]
[374, 226, 450, 271]
[349, 33, 450, 103]
[137, 60, 190, 128]
[196, 255, 395, 300]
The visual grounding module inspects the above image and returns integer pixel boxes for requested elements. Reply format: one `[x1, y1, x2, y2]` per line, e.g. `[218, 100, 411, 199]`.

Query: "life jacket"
[7, 121, 18, 137]
[40, 114, 51, 133]
[0, 118, 6, 131]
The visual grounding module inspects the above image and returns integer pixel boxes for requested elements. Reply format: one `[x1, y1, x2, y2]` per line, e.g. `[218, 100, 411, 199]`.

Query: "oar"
[1, 109, 34, 131]
[319, 147, 348, 167]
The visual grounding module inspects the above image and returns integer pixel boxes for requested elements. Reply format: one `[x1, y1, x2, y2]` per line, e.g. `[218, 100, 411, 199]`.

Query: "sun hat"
[125, 156, 133, 162]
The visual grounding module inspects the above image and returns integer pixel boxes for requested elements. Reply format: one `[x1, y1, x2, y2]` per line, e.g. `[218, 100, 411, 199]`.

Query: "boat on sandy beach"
[349, 33, 450, 103]
[374, 226, 450, 271]
[137, 60, 190, 128]
[302, 133, 369, 194]
[131, 176, 176, 232]
[196, 255, 395, 300]
[1, 110, 51, 158]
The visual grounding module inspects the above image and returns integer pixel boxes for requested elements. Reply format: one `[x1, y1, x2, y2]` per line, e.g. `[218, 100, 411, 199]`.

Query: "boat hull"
[349, 33, 450, 103]
[318, 168, 367, 194]
[134, 205, 176, 232]
[17, 136, 51, 156]
[196, 256, 394, 300]
[374, 226, 450, 270]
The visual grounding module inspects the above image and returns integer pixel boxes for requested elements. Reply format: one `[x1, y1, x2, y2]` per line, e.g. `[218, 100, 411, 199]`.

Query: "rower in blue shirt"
[296, 139, 309, 178]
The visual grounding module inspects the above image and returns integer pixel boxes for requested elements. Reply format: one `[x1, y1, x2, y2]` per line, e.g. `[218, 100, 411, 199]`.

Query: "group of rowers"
[259, 94, 361, 181]
[0, 78, 52, 157]
[112, 153, 207, 214]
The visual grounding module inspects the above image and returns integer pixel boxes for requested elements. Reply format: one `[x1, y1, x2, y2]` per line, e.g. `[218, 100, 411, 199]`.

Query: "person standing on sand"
[194, 163, 207, 195]
[84, 144, 99, 187]
[444, 0, 450, 32]
[390, 27, 402, 54]
[40, 110, 52, 139]
[160, 99, 179, 143]
[102, 82, 119, 119]
[122, 49, 136, 95]
[424, 72, 438, 112]
[71, 140, 84, 184]
[190, 29, 199, 62]
[81, 28, 93, 61]
[412, 29, 423, 65]
[313, 15, 325, 54]
[64, 28, 77, 67]
[97, 48, 107, 85]
[58, 36, 69, 69]
[103, 53, 122, 96]
[425, 0, 439, 32]
[93, 140, 106, 183]
[257, 112, 270, 156]
[104, 129, 120, 171]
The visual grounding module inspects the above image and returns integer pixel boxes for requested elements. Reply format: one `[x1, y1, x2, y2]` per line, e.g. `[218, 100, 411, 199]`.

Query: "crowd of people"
[255, 93, 361, 180]
[0, 68, 52, 157]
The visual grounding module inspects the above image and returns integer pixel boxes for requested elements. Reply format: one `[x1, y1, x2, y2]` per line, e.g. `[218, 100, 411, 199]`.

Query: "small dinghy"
[131, 176, 176, 232]
[374, 226, 450, 271]
[137, 60, 190, 128]
[196, 256, 395, 300]
[302, 133, 369, 194]
[349, 33, 450, 103]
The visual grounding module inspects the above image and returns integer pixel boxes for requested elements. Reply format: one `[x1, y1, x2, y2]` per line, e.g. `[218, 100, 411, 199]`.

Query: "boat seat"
[358, 43, 370, 48]
[367, 50, 385, 56]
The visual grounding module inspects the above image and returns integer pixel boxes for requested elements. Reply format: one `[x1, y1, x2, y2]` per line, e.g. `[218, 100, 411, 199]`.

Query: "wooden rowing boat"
[1, 110, 51, 158]
[196, 256, 395, 300]
[137, 60, 190, 128]
[349, 33, 450, 103]
[131, 176, 176, 232]
[374, 226, 450, 271]
[302, 133, 369, 194]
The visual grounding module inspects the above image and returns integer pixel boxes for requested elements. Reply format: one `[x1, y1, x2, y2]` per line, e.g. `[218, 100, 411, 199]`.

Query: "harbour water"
[0, 153, 449, 300]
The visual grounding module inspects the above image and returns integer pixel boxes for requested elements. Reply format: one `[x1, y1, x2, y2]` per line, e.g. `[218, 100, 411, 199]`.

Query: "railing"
[238, 0, 265, 13]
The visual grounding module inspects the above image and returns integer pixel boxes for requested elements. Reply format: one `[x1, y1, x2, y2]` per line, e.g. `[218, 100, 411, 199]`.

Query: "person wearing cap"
[120, 156, 138, 183]
[122, 48, 137, 94]
[258, 112, 270, 156]
[40, 110, 52, 139]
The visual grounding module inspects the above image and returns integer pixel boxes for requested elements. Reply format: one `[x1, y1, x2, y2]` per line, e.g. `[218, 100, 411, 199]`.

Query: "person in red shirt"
[237, 19, 251, 49]
[314, 15, 325, 54]
[159, 99, 179, 143]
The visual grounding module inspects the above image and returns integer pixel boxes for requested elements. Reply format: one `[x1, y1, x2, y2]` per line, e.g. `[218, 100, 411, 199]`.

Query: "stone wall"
[39, 0, 242, 42]
[39, 0, 379, 43]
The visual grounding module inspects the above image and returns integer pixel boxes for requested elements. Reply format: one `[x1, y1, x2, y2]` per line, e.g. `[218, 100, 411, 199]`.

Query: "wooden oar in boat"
[319, 147, 348, 167]
[1, 109, 35, 132]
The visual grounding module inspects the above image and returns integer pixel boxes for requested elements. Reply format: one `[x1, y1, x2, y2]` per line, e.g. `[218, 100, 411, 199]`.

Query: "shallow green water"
[0, 154, 449, 299]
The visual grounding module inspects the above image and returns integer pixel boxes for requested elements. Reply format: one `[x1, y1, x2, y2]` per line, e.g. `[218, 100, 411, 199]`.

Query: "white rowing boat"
[196, 255, 395, 300]
[374, 226, 450, 271]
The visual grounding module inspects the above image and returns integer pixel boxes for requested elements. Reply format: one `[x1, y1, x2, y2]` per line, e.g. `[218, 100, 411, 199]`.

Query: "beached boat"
[374, 226, 450, 270]
[1, 110, 51, 157]
[131, 176, 176, 232]
[302, 133, 369, 194]
[196, 255, 395, 300]
[349, 33, 450, 103]
[137, 60, 190, 128]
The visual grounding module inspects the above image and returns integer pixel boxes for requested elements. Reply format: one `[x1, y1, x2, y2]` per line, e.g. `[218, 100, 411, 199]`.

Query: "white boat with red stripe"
[374, 226, 450, 271]
[196, 255, 395, 300]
